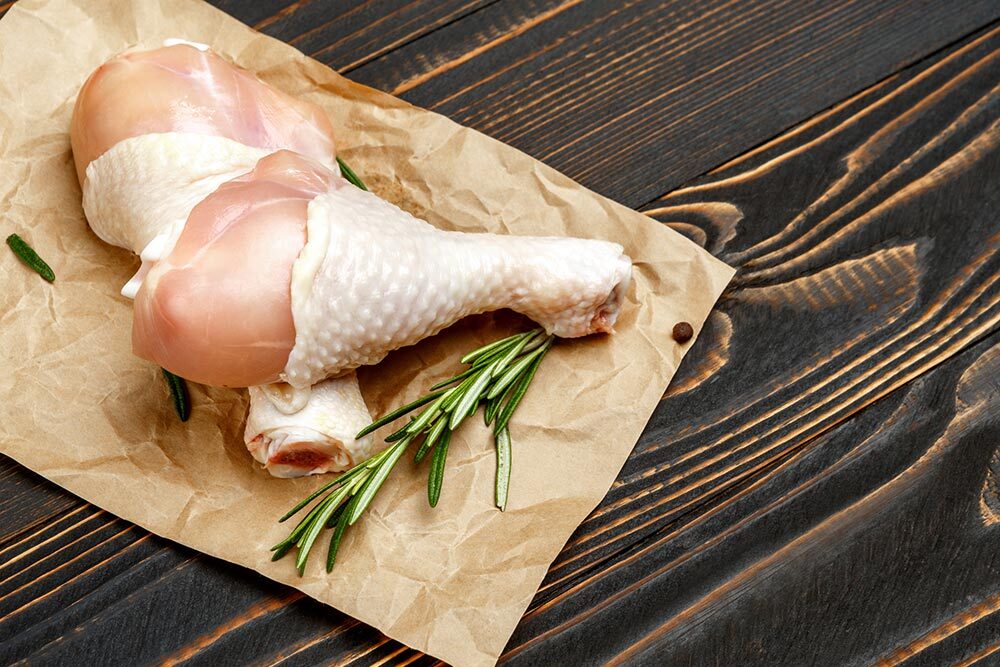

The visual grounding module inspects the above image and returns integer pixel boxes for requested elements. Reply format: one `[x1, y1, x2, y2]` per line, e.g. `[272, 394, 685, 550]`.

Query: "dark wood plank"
[530, 14, 1000, 593]
[9, 0, 995, 208]
[500, 21, 1000, 662]
[1, 2, 499, 70]
[347, 0, 1000, 208]
[211, 0, 499, 73]
[508, 332, 1000, 665]
[1, 3, 999, 666]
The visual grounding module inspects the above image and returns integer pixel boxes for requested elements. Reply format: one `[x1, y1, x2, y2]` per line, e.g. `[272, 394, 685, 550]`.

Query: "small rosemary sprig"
[6, 233, 55, 282]
[273, 328, 554, 573]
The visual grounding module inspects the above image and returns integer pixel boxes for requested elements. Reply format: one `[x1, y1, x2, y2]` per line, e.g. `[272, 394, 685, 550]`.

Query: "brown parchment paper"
[0, 0, 735, 664]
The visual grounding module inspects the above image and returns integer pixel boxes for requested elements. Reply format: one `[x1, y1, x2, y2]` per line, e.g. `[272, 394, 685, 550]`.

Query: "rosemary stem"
[275, 327, 555, 574]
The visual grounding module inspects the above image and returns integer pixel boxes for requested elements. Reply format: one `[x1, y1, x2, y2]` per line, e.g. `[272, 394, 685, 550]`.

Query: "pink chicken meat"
[71, 41, 335, 183]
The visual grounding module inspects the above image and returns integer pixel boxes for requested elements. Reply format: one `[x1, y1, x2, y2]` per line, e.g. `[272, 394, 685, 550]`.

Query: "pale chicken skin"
[282, 171, 632, 388]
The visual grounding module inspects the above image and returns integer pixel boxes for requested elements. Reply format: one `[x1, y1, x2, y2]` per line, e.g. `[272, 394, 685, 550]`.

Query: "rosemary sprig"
[161, 369, 191, 421]
[273, 328, 555, 573]
[6, 234, 55, 282]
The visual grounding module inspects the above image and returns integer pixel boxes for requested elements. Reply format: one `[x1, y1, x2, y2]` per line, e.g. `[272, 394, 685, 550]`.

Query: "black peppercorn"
[672, 321, 693, 343]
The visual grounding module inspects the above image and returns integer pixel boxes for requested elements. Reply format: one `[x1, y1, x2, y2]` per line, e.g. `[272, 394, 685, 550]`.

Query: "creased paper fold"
[0, 1, 734, 664]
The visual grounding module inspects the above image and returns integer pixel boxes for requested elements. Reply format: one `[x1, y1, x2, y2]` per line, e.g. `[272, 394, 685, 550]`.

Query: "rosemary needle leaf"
[275, 506, 325, 557]
[428, 429, 452, 507]
[459, 334, 514, 365]
[356, 388, 447, 438]
[406, 391, 451, 434]
[271, 541, 294, 562]
[486, 355, 535, 400]
[415, 416, 447, 464]
[472, 341, 517, 369]
[336, 157, 368, 191]
[295, 486, 353, 574]
[517, 330, 550, 356]
[318, 483, 357, 529]
[278, 463, 369, 522]
[494, 341, 552, 434]
[491, 329, 539, 378]
[273, 506, 320, 551]
[385, 419, 415, 442]
[325, 503, 346, 529]
[348, 439, 410, 525]
[485, 379, 517, 425]
[271, 520, 307, 553]
[495, 427, 512, 510]
[429, 365, 478, 391]
[485, 328, 540, 361]
[6, 233, 55, 282]
[441, 373, 476, 412]
[326, 507, 352, 572]
[294, 484, 349, 539]
[460, 330, 528, 365]
[487, 337, 553, 400]
[449, 362, 498, 430]
[161, 369, 191, 421]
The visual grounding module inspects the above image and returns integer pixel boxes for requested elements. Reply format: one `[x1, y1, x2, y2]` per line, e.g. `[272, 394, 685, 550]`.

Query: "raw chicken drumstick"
[71, 42, 373, 476]
[72, 43, 633, 478]
[133, 149, 632, 388]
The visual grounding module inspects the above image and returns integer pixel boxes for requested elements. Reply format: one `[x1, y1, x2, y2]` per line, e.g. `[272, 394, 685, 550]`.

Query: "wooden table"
[2, 1, 998, 664]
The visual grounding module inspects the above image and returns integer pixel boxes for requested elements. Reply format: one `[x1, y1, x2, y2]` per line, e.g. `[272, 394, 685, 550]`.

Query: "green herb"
[161, 369, 191, 422]
[274, 328, 555, 573]
[6, 234, 55, 282]
[494, 427, 511, 510]
[336, 157, 368, 191]
[427, 429, 451, 507]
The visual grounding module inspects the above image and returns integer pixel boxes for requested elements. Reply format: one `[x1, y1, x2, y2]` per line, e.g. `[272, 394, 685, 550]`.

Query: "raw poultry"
[71, 42, 632, 477]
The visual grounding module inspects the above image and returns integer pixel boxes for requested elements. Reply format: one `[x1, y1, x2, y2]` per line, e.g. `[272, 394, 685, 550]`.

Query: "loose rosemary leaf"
[161, 369, 191, 421]
[6, 233, 55, 282]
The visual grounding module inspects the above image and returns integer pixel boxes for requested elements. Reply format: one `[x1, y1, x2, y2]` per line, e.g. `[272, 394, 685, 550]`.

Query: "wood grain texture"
[2, 1, 1000, 665]
[347, 0, 1000, 208]
[5, 0, 994, 207]
[500, 22, 1000, 663]
[212, 0, 498, 73]
[0, 1, 498, 71]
